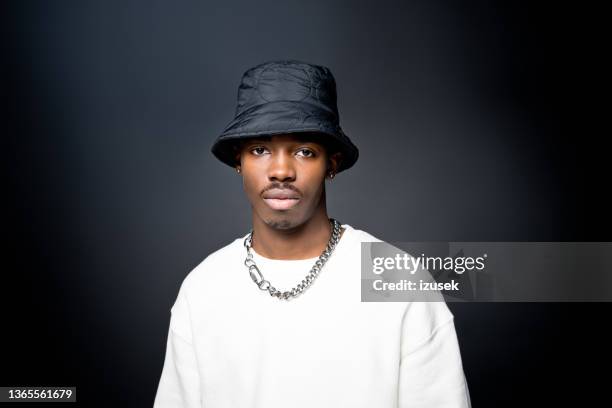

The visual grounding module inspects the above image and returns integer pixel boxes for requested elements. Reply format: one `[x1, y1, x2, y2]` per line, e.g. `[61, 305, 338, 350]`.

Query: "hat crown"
[235, 60, 339, 117]
[211, 59, 359, 173]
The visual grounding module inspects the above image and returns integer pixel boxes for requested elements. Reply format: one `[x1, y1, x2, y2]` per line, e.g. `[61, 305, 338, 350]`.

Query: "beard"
[264, 217, 294, 230]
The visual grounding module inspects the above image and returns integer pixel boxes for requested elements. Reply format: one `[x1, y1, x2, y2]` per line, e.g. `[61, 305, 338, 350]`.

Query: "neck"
[251, 208, 337, 260]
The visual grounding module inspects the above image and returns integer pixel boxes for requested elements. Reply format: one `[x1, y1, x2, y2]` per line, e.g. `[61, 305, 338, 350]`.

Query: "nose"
[267, 151, 296, 182]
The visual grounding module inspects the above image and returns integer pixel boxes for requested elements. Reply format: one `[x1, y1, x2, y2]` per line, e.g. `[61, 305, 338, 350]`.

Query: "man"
[153, 60, 472, 407]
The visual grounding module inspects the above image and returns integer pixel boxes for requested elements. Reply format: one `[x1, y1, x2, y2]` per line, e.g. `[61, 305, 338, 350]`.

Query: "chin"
[262, 213, 304, 230]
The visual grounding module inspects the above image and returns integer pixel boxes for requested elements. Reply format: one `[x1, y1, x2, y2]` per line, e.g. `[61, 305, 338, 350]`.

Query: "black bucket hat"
[211, 60, 359, 173]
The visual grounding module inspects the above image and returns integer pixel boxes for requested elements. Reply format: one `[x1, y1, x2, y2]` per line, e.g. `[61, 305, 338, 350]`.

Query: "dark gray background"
[3, 0, 609, 407]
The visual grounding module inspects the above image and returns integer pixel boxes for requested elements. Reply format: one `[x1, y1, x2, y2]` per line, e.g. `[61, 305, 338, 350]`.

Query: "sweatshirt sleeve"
[398, 302, 472, 408]
[153, 285, 202, 408]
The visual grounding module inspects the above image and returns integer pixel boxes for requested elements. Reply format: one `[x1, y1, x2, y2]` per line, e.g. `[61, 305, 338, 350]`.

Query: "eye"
[296, 148, 315, 158]
[250, 146, 268, 156]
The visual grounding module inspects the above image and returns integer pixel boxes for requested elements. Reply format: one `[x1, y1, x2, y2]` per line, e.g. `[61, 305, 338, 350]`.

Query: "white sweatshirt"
[153, 224, 472, 408]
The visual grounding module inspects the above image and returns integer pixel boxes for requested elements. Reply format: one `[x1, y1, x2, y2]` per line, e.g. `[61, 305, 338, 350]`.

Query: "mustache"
[261, 183, 302, 196]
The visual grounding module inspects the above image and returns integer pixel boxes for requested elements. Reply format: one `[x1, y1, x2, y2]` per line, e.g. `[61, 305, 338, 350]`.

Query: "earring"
[236, 167, 241, 174]
[329, 172, 335, 180]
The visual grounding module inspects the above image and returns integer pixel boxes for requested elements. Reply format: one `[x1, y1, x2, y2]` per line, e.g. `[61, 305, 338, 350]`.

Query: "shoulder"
[343, 224, 385, 244]
[346, 224, 455, 349]
[345, 224, 408, 267]
[399, 300, 456, 357]
[176, 233, 248, 299]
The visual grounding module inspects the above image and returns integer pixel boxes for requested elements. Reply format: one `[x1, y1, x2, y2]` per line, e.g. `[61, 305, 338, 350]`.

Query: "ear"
[326, 152, 343, 178]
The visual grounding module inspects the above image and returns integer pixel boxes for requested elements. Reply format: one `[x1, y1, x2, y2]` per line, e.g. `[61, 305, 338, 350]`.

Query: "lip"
[262, 189, 301, 200]
[263, 197, 300, 211]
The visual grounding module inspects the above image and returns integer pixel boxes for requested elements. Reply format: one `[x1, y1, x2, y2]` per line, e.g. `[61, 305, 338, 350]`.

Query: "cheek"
[242, 174, 259, 197]
[241, 171, 268, 205]
[308, 166, 327, 185]
[301, 175, 327, 199]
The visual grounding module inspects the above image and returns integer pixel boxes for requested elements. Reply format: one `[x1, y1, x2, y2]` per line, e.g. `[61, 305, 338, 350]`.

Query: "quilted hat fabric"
[211, 60, 359, 172]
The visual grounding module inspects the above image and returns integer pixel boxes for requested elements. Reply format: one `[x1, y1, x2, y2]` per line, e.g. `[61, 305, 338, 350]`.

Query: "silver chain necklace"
[243, 218, 342, 300]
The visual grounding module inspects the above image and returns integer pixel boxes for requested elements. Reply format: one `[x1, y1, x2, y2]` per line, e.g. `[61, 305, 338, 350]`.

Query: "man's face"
[237, 134, 337, 230]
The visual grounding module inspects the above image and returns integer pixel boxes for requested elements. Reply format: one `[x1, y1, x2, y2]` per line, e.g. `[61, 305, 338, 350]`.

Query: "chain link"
[243, 218, 342, 300]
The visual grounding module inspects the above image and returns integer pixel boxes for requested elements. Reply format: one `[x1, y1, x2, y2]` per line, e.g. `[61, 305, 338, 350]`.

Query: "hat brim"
[211, 100, 358, 173]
